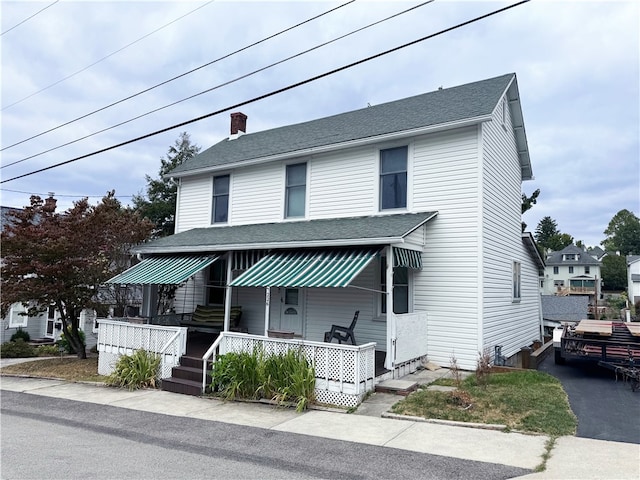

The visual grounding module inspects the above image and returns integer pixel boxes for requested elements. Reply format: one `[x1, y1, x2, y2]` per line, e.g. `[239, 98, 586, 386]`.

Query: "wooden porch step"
[375, 379, 418, 396]
[161, 377, 203, 396]
[171, 365, 211, 384]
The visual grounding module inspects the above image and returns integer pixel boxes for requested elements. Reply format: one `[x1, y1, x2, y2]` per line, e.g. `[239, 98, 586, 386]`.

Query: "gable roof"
[170, 73, 531, 180]
[545, 244, 601, 267]
[522, 232, 545, 271]
[134, 211, 437, 255]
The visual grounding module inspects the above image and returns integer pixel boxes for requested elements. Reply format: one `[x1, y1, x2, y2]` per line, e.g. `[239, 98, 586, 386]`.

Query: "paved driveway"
[538, 353, 640, 444]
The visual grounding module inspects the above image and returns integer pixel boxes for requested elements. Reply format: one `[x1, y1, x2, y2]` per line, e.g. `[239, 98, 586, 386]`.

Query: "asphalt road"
[1, 391, 530, 480]
[538, 353, 640, 444]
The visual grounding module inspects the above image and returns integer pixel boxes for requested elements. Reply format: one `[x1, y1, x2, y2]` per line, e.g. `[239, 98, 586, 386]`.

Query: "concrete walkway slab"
[272, 410, 413, 446]
[25, 381, 150, 404]
[0, 376, 66, 392]
[187, 400, 304, 429]
[386, 421, 548, 469]
[108, 389, 222, 417]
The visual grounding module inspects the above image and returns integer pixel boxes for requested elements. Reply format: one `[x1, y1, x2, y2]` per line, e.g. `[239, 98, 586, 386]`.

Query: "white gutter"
[168, 116, 491, 179]
[133, 236, 407, 255]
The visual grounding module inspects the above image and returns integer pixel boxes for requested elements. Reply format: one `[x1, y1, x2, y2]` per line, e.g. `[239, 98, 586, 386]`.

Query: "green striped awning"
[229, 248, 379, 288]
[393, 247, 422, 269]
[106, 255, 220, 285]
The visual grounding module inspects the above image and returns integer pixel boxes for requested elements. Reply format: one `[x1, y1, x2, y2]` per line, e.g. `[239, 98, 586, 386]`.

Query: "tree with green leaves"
[521, 188, 540, 231]
[0, 193, 153, 358]
[535, 216, 559, 247]
[602, 209, 640, 255]
[601, 254, 627, 291]
[132, 132, 200, 238]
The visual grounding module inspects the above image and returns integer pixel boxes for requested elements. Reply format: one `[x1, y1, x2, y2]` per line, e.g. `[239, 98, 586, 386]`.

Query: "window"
[206, 259, 227, 305]
[513, 261, 521, 301]
[380, 146, 407, 210]
[563, 254, 576, 261]
[9, 303, 28, 328]
[569, 266, 574, 274]
[285, 163, 306, 218]
[212, 175, 229, 223]
[380, 257, 409, 314]
[553, 266, 559, 274]
[585, 266, 590, 274]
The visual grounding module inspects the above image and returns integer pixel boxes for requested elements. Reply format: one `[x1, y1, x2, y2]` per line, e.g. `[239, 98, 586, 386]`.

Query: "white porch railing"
[97, 319, 188, 379]
[392, 311, 428, 375]
[204, 332, 376, 408]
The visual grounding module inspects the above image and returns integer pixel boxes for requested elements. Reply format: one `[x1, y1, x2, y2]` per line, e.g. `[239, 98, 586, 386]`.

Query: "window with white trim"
[585, 266, 590, 274]
[513, 261, 521, 301]
[379, 146, 407, 210]
[380, 257, 409, 314]
[212, 175, 229, 224]
[285, 163, 306, 218]
[569, 266, 574, 274]
[9, 303, 28, 328]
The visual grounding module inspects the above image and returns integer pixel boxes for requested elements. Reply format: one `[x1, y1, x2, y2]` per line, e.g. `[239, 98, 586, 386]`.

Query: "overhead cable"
[1, 0, 216, 110]
[0, 0, 59, 36]
[1, 0, 355, 150]
[2, 0, 432, 168]
[0, 1, 530, 185]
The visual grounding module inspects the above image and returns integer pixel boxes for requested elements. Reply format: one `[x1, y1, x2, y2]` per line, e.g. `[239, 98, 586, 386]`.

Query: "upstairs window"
[285, 163, 306, 218]
[212, 175, 230, 224]
[585, 266, 590, 274]
[553, 266, 559, 274]
[380, 146, 407, 210]
[569, 266, 574, 274]
[513, 261, 521, 301]
[563, 254, 577, 261]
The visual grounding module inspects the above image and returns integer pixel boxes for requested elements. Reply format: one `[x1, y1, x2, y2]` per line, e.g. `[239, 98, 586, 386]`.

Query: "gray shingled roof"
[134, 212, 437, 254]
[545, 244, 601, 267]
[170, 74, 526, 176]
[541, 295, 589, 322]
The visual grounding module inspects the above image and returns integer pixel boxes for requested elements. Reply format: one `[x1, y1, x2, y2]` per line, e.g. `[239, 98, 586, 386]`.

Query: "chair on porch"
[324, 311, 359, 345]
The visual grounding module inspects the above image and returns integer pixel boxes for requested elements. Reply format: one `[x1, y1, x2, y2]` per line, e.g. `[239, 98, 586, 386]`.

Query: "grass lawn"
[391, 369, 577, 436]
[0, 356, 105, 383]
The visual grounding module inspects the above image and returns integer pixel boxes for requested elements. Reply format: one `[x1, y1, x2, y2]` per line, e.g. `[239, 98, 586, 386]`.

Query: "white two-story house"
[541, 244, 602, 297]
[112, 73, 544, 375]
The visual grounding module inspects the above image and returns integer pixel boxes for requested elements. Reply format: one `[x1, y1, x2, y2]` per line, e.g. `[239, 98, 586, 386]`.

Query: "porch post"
[385, 245, 395, 371]
[142, 284, 158, 319]
[264, 287, 271, 336]
[223, 252, 233, 331]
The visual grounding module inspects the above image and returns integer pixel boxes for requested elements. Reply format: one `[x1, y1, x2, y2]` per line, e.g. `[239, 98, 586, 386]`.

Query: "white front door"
[280, 288, 304, 335]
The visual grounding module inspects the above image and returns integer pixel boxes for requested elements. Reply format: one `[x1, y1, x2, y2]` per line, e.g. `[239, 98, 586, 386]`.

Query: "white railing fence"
[204, 332, 376, 408]
[392, 311, 428, 376]
[97, 320, 188, 379]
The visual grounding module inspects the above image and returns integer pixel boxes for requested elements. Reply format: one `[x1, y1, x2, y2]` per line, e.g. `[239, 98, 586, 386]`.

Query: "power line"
[0, 0, 59, 36]
[1, 0, 354, 150]
[0, 1, 530, 185]
[2, 1, 432, 168]
[0, 188, 134, 199]
[1, 1, 215, 111]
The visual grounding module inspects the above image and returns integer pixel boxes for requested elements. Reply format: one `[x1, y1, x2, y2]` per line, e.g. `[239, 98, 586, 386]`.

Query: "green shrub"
[210, 347, 315, 412]
[1, 339, 37, 358]
[106, 350, 160, 390]
[58, 328, 86, 354]
[10, 328, 30, 342]
[37, 345, 60, 356]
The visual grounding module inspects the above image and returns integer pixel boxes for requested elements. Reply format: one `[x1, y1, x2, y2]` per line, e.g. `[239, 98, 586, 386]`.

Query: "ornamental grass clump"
[106, 349, 160, 390]
[210, 347, 315, 412]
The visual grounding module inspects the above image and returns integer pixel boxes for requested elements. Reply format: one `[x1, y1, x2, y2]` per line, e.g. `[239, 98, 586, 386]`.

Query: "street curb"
[381, 411, 506, 430]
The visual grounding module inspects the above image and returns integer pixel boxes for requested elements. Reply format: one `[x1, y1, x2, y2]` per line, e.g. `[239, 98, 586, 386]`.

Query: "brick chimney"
[43, 192, 57, 212]
[230, 112, 247, 135]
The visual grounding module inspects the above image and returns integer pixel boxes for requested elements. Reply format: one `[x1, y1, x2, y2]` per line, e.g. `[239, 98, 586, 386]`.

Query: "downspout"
[385, 245, 395, 372]
[476, 123, 485, 357]
[264, 287, 271, 336]
[223, 252, 233, 331]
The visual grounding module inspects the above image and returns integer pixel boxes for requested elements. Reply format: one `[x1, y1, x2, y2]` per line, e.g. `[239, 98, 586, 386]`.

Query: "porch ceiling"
[105, 254, 221, 285]
[229, 247, 379, 288]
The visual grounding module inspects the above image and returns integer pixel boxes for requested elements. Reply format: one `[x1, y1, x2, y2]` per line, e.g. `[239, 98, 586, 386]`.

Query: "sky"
[1, 0, 638, 249]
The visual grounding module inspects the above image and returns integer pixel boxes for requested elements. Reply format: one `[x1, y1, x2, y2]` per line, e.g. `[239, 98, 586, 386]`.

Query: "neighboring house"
[540, 295, 588, 335]
[628, 255, 640, 306]
[541, 244, 602, 298]
[110, 73, 544, 372]
[587, 246, 606, 261]
[0, 203, 98, 348]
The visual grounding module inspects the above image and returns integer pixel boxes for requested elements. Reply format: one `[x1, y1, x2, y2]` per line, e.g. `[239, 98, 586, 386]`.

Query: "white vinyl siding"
[231, 163, 283, 225]
[175, 175, 213, 233]
[308, 147, 376, 219]
[411, 126, 481, 369]
[481, 97, 541, 359]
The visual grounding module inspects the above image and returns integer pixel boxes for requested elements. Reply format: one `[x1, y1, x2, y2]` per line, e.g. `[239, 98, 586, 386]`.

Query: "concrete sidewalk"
[1, 375, 638, 478]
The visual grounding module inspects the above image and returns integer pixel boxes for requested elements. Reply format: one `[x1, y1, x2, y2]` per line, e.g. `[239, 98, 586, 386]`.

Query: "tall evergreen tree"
[133, 132, 201, 238]
[602, 209, 640, 255]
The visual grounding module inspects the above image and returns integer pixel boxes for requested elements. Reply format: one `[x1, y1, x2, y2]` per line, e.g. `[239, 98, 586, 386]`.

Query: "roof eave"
[133, 236, 407, 255]
[168, 116, 492, 179]
[505, 78, 533, 181]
